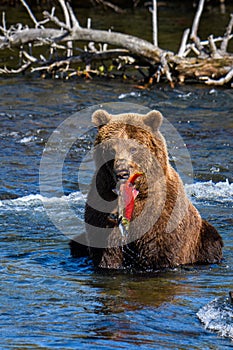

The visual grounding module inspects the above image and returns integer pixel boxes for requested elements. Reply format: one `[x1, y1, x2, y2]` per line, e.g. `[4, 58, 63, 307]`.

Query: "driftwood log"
[0, 0, 232, 87]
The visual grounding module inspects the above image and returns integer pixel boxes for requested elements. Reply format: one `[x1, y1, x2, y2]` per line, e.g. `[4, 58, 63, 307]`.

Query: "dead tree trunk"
[0, 0, 232, 87]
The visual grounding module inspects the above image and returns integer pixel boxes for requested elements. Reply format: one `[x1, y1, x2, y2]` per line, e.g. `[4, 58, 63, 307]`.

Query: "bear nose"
[114, 159, 130, 181]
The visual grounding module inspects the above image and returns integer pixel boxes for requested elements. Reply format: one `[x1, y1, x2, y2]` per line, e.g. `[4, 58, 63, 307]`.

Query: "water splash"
[185, 180, 233, 204]
[0, 192, 86, 212]
[1, 180, 232, 212]
[118, 92, 141, 99]
[197, 295, 233, 340]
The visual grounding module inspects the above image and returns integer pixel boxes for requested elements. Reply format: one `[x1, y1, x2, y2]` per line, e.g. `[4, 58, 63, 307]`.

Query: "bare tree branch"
[190, 0, 205, 52]
[208, 34, 221, 58]
[0, 0, 232, 87]
[95, 0, 125, 14]
[66, 2, 80, 29]
[58, 0, 73, 56]
[43, 10, 70, 30]
[152, 0, 158, 47]
[0, 12, 7, 34]
[0, 26, 165, 62]
[20, 0, 40, 28]
[220, 13, 233, 54]
[178, 29, 190, 57]
[201, 67, 233, 86]
[0, 61, 32, 74]
[58, 0, 71, 29]
[0, 28, 67, 48]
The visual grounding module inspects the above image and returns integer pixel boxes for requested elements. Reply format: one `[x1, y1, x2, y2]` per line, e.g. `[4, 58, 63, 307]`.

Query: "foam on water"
[197, 296, 233, 340]
[118, 91, 141, 99]
[19, 135, 37, 144]
[185, 180, 233, 205]
[0, 192, 86, 211]
[0, 180, 232, 211]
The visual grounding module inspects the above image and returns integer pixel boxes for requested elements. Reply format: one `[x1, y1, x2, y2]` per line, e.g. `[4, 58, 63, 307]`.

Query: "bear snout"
[113, 158, 130, 180]
[115, 168, 130, 181]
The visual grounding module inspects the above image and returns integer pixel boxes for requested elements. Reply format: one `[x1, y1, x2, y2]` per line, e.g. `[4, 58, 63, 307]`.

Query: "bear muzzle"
[115, 168, 130, 181]
[114, 158, 131, 181]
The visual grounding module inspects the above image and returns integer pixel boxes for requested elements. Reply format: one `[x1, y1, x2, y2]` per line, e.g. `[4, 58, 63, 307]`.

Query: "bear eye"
[130, 147, 137, 155]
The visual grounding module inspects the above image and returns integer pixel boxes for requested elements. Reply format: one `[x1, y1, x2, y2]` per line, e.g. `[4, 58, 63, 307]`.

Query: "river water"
[1, 3, 233, 350]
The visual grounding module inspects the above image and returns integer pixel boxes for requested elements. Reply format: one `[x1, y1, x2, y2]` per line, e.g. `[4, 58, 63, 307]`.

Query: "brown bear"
[70, 109, 223, 271]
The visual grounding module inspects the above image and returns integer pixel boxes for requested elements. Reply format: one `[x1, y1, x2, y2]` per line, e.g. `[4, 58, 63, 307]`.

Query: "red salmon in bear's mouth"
[112, 172, 143, 236]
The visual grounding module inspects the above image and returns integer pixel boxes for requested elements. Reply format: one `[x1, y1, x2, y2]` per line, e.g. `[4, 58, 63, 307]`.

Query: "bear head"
[92, 109, 169, 188]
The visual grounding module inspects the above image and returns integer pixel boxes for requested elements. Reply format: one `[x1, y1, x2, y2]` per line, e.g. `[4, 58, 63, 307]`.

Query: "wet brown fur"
[70, 110, 223, 271]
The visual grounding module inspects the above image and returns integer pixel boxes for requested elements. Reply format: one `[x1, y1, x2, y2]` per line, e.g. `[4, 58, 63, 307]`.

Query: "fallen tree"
[0, 0, 232, 87]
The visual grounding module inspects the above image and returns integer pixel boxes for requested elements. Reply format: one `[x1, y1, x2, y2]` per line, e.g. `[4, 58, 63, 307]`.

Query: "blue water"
[0, 76, 232, 349]
[0, 2, 233, 347]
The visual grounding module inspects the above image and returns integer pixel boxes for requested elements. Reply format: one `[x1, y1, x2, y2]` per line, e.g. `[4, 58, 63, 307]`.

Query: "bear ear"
[92, 109, 111, 128]
[143, 110, 163, 131]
